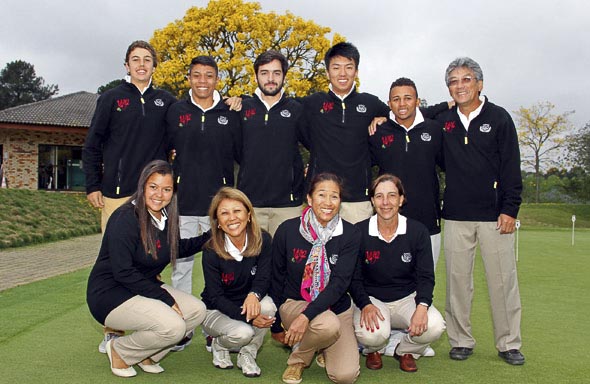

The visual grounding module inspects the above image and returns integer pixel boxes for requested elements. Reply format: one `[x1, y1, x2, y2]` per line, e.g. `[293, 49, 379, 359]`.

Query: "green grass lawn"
[1, 228, 588, 383]
[0, 189, 100, 249]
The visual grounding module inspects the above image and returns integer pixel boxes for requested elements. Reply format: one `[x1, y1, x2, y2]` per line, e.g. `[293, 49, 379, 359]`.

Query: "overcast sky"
[1, 0, 588, 129]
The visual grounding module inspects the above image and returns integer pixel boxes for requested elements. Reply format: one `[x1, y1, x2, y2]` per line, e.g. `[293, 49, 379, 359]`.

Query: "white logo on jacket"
[154, 99, 164, 107]
[329, 254, 339, 264]
[280, 109, 291, 118]
[421, 133, 432, 142]
[356, 104, 367, 113]
[251, 265, 257, 275]
[480, 124, 492, 133]
[401, 252, 412, 263]
[218, 116, 229, 125]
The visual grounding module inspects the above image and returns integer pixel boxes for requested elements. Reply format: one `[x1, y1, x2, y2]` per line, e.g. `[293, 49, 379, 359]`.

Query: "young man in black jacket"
[166, 56, 241, 296]
[369, 77, 444, 267]
[237, 50, 306, 235]
[83, 40, 176, 233]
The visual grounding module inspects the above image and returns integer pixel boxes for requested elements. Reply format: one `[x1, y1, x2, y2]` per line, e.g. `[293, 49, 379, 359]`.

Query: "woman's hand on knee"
[285, 314, 309, 347]
[360, 304, 385, 332]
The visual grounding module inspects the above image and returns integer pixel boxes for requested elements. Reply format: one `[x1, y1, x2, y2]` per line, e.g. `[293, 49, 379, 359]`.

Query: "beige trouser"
[280, 300, 359, 384]
[431, 233, 441, 269]
[104, 284, 206, 365]
[254, 205, 303, 236]
[201, 296, 276, 357]
[339, 201, 373, 224]
[444, 220, 522, 352]
[101, 196, 131, 233]
[353, 294, 446, 358]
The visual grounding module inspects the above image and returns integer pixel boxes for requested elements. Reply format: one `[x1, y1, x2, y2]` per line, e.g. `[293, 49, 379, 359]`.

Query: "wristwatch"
[249, 291, 261, 300]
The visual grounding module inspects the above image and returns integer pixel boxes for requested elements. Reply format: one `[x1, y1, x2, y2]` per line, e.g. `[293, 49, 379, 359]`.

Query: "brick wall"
[0, 129, 85, 190]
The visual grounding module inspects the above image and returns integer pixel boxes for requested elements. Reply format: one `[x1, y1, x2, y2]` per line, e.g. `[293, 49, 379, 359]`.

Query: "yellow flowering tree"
[150, 0, 345, 97]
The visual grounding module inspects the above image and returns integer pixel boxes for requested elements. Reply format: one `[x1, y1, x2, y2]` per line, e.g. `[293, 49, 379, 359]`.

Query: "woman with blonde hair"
[200, 187, 276, 378]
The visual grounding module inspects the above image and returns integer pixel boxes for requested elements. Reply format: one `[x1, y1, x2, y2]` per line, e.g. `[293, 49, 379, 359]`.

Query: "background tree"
[150, 0, 345, 98]
[0, 60, 59, 110]
[97, 79, 124, 94]
[567, 122, 590, 172]
[515, 101, 574, 203]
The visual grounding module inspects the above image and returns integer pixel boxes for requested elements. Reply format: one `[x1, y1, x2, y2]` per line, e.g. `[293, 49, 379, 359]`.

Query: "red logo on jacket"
[444, 121, 456, 132]
[179, 113, 192, 127]
[320, 101, 334, 114]
[365, 250, 380, 264]
[381, 134, 394, 148]
[292, 248, 308, 263]
[221, 272, 235, 285]
[116, 98, 130, 111]
[244, 108, 256, 120]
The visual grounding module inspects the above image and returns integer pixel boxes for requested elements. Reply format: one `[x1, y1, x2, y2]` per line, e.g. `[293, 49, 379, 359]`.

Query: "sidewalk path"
[0, 234, 102, 291]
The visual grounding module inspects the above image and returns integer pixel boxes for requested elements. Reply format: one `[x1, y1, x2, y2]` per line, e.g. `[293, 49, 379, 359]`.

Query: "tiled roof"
[0, 91, 98, 127]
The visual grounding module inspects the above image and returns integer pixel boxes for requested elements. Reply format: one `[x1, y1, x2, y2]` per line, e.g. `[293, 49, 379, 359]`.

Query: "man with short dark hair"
[237, 50, 305, 235]
[438, 57, 524, 365]
[301, 42, 390, 224]
[166, 55, 241, 297]
[369, 77, 443, 267]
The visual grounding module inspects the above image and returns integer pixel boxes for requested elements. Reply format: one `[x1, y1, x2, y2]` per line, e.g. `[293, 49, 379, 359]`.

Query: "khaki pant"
[353, 294, 445, 358]
[280, 300, 359, 384]
[172, 215, 211, 294]
[104, 284, 206, 365]
[101, 196, 131, 233]
[254, 205, 303, 236]
[201, 296, 276, 357]
[339, 201, 373, 225]
[444, 220, 522, 352]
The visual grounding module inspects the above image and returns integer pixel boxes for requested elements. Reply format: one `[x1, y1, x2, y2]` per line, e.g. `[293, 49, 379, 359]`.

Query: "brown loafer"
[365, 352, 383, 370]
[395, 353, 417, 372]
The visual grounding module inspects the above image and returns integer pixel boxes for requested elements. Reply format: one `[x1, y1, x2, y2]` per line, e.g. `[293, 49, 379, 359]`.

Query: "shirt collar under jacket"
[368, 213, 407, 243]
[329, 83, 356, 101]
[224, 233, 248, 261]
[389, 107, 425, 132]
[189, 89, 222, 112]
[457, 95, 486, 131]
[132, 199, 168, 230]
[124, 75, 152, 95]
[254, 87, 285, 111]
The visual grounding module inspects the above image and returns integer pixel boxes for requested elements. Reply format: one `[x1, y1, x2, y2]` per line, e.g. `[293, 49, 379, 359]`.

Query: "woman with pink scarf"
[271, 173, 361, 384]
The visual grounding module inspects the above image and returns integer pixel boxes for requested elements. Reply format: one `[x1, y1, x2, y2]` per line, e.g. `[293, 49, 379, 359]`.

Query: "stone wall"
[0, 129, 85, 190]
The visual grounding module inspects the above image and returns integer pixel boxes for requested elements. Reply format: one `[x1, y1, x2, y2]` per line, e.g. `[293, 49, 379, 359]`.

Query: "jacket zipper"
[140, 96, 145, 116]
[116, 159, 122, 195]
[341, 102, 346, 123]
[405, 132, 410, 152]
[201, 113, 205, 132]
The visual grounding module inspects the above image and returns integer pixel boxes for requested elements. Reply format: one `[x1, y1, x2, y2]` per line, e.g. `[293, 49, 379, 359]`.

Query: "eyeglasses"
[448, 76, 476, 87]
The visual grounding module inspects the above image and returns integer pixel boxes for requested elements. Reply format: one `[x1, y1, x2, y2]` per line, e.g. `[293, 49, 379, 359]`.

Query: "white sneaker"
[98, 333, 120, 354]
[237, 351, 261, 377]
[423, 346, 436, 357]
[383, 330, 405, 357]
[212, 338, 233, 369]
[171, 330, 194, 352]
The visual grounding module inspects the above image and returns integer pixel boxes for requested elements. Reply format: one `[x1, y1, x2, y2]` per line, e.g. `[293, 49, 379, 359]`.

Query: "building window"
[38, 145, 84, 191]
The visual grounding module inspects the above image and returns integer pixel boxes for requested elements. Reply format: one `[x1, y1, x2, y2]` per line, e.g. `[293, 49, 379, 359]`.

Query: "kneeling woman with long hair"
[272, 173, 361, 384]
[200, 187, 276, 378]
[86, 160, 209, 377]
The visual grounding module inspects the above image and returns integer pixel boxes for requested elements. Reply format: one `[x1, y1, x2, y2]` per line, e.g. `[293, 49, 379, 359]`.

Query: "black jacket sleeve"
[249, 232, 273, 297]
[83, 93, 113, 194]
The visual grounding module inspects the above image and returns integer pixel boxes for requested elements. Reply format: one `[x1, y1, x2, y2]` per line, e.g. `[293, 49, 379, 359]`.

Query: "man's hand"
[225, 96, 242, 111]
[497, 213, 516, 234]
[368, 116, 387, 136]
[87, 191, 104, 208]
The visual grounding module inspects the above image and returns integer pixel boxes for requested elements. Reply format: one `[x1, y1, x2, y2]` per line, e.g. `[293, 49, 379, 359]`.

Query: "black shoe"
[449, 347, 473, 360]
[498, 349, 525, 365]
